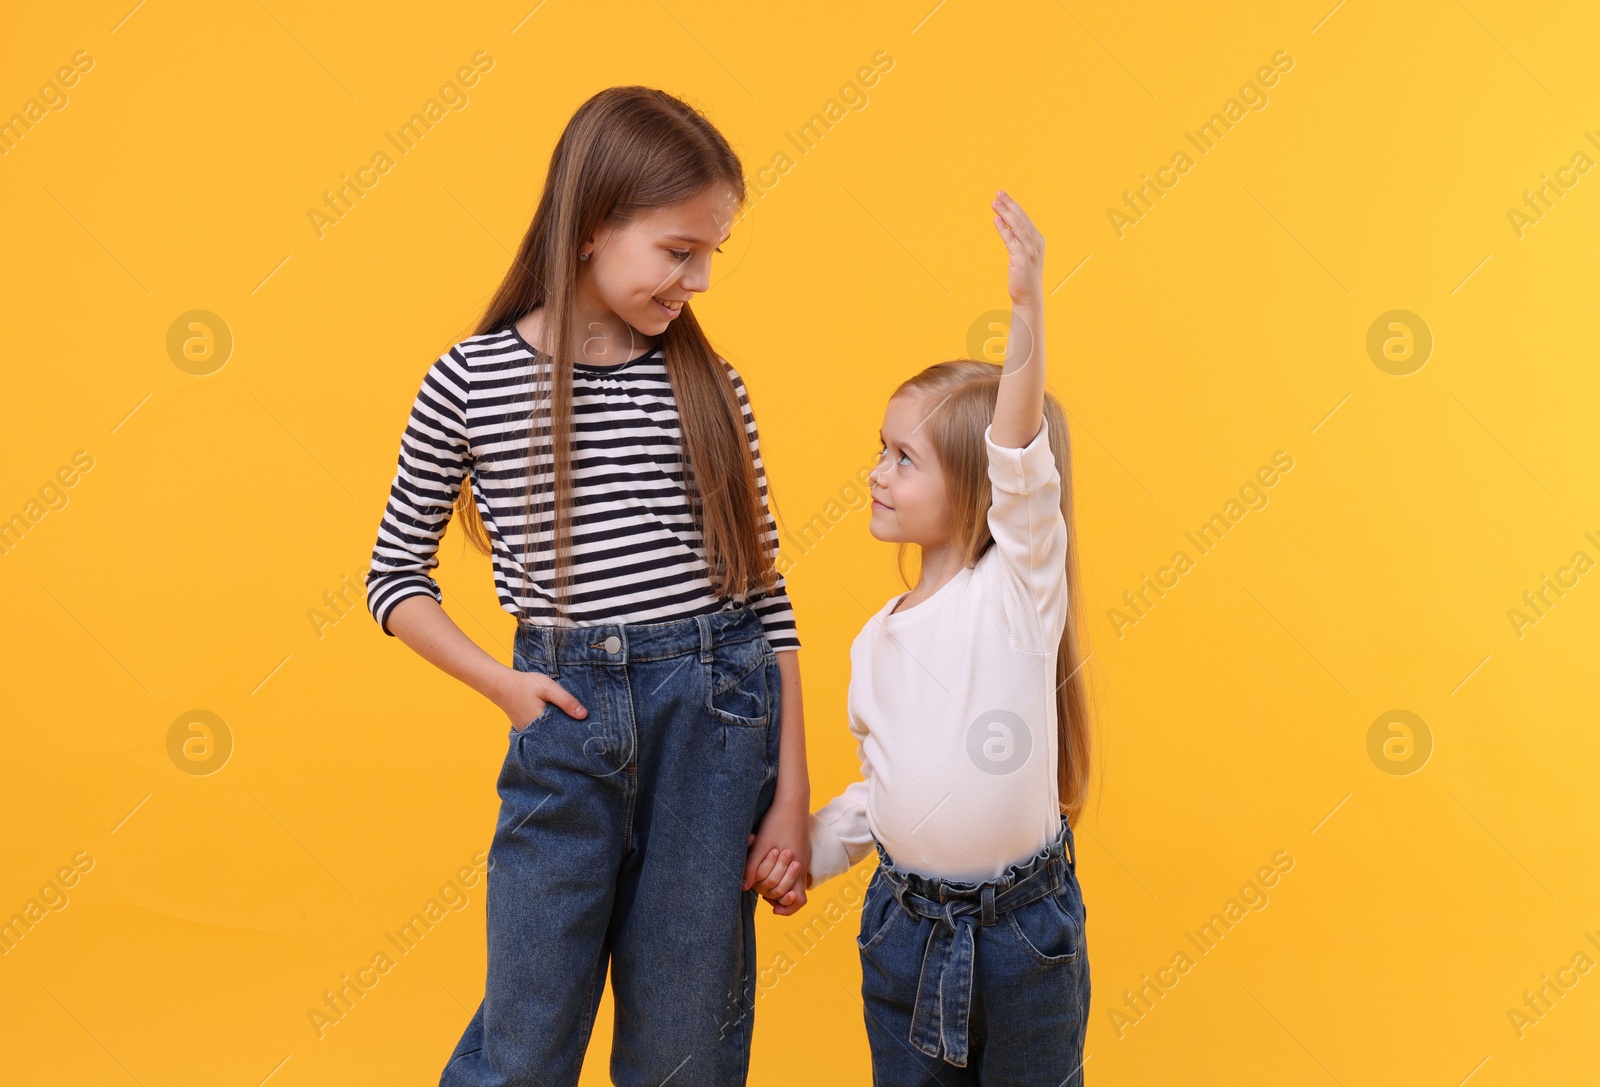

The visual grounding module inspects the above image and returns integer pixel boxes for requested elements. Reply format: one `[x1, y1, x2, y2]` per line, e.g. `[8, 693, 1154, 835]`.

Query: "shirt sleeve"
[984, 419, 1069, 653]
[808, 703, 877, 885]
[365, 347, 473, 636]
[725, 361, 801, 652]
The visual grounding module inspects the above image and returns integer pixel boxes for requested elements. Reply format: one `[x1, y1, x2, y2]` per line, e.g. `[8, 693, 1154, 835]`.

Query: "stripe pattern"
[365, 328, 800, 651]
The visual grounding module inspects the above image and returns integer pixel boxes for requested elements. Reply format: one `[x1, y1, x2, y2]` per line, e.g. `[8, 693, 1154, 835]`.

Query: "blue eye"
[670, 249, 691, 261]
[878, 444, 909, 466]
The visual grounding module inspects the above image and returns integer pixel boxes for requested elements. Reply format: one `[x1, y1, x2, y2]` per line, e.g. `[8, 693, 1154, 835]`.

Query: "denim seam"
[739, 900, 755, 1068]
[620, 762, 637, 855]
[761, 656, 780, 774]
[443, 1044, 482, 1069]
[619, 666, 638, 859]
[571, 945, 606, 1087]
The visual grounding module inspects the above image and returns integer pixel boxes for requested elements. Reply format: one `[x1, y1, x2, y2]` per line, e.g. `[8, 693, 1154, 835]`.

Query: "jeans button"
[603, 635, 621, 653]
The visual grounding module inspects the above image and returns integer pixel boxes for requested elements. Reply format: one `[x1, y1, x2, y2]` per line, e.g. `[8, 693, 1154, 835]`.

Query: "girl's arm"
[366, 349, 473, 634]
[806, 698, 877, 886]
[722, 360, 811, 912]
[727, 361, 802, 653]
[774, 652, 808, 814]
[385, 595, 587, 728]
[984, 193, 1069, 653]
[989, 190, 1047, 450]
[368, 349, 583, 728]
[741, 649, 810, 914]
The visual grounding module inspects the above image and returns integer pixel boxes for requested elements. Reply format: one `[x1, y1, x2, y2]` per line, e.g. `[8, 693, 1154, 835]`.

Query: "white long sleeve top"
[808, 419, 1070, 886]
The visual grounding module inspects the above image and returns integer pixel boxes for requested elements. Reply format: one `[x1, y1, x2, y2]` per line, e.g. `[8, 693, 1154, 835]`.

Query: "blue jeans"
[857, 816, 1090, 1085]
[440, 606, 782, 1087]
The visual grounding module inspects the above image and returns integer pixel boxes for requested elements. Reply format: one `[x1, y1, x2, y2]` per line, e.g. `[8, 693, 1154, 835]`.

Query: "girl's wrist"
[479, 662, 521, 711]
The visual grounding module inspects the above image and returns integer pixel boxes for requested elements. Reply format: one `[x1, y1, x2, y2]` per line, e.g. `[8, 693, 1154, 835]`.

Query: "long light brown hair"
[454, 86, 776, 631]
[890, 361, 1093, 824]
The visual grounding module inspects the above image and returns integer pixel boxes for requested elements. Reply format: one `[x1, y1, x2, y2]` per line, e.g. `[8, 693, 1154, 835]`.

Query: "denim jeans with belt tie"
[857, 816, 1090, 1085]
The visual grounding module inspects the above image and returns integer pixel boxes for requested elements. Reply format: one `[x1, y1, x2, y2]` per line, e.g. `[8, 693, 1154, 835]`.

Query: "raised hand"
[993, 190, 1046, 307]
[989, 189, 1049, 448]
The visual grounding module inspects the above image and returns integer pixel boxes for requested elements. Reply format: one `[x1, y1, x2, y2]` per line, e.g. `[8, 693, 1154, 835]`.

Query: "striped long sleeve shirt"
[364, 327, 800, 651]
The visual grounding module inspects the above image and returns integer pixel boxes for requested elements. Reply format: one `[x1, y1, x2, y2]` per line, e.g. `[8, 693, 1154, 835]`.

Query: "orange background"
[3, 1, 1598, 1083]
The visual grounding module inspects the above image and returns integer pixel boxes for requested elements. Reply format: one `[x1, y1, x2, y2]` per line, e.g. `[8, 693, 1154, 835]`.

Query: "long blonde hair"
[455, 86, 776, 632]
[890, 361, 1093, 824]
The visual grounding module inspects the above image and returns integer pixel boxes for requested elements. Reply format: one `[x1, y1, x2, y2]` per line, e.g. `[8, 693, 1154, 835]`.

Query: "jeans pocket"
[856, 872, 902, 958]
[705, 638, 773, 727]
[508, 699, 559, 739]
[1006, 888, 1081, 966]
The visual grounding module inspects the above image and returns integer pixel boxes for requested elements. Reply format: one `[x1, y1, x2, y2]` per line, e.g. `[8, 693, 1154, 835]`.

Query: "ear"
[583, 218, 616, 258]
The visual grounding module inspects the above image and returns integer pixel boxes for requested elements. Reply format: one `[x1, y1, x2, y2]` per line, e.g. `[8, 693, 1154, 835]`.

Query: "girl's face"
[583, 184, 739, 337]
[868, 392, 953, 548]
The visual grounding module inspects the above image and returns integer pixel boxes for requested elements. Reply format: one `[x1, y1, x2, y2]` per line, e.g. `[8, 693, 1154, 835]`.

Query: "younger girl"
[364, 86, 811, 1085]
[797, 192, 1093, 1084]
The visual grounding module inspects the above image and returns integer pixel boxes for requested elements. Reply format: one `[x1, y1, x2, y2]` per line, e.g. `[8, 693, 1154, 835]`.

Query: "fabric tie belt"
[877, 847, 1065, 1068]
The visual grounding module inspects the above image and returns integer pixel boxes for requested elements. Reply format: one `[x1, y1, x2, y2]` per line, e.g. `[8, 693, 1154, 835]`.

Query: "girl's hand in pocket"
[498, 668, 587, 733]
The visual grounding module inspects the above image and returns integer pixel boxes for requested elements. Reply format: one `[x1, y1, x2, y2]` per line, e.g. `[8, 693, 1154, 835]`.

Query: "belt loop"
[889, 871, 910, 916]
[541, 626, 558, 679]
[698, 614, 713, 664]
[980, 884, 995, 926]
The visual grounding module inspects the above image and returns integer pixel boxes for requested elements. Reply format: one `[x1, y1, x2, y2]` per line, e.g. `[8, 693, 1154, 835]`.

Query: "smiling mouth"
[653, 296, 685, 315]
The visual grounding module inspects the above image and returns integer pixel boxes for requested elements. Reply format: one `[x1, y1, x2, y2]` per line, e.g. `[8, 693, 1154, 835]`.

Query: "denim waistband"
[871, 816, 1075, 1068]
[874, 815, 1076, 905]
[514, 603, 766, 669]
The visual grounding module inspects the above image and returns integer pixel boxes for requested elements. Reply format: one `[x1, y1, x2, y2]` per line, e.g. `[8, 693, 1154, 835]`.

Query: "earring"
[579, 251, 590, 261]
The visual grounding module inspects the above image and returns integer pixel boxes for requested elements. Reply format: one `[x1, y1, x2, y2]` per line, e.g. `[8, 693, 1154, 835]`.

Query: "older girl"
[365, 86, 810, 1086]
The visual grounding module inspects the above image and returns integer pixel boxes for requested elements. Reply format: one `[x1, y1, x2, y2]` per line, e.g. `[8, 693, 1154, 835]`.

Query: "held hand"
[743, 797, 811, 915]
[992, 190, 1045, 307]
[499, 668, 588, 733]
[745, 835, 803, 914]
